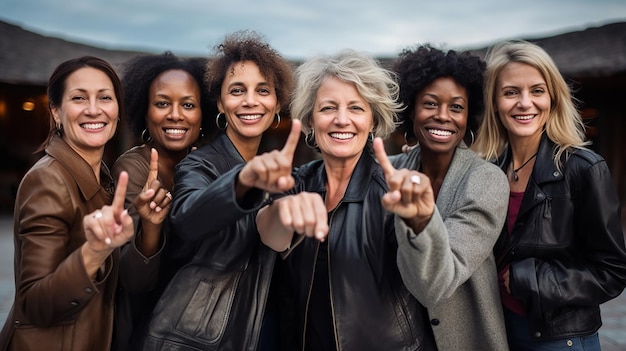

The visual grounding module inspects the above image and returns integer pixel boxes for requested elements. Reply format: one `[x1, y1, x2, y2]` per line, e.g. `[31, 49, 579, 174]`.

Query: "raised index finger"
[146, 148, 159, 186]
[373, 137, 396, 176]
[112, 171, 129, 211]
[280, 119, 302, 159]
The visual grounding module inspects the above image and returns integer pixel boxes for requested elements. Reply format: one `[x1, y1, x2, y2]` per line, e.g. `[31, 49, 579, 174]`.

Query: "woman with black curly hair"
[111, 52, 215, 351]
[384, 45, 510, 350]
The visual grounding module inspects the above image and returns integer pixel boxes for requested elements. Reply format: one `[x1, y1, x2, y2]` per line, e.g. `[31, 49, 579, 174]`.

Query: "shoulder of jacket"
[567, 147, 605, 166]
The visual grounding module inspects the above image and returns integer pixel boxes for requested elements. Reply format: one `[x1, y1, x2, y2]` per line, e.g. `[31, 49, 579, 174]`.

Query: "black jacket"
[141, 133, 276, 351]
[282, 150, 435, 351]
[494, 134, 626, 340]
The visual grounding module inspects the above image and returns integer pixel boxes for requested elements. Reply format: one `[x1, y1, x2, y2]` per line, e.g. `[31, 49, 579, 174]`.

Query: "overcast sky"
[2, 0, 625, 60]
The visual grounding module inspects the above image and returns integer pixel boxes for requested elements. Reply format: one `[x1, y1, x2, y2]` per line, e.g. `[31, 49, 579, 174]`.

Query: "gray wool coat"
[391, 145, 510, 351]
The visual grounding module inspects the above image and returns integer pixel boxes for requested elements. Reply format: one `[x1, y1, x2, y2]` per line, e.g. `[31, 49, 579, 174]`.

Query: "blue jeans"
[503, 307, 601, 351]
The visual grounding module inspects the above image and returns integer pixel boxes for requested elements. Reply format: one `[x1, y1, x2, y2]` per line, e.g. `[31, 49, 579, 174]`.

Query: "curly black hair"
[393, 45, 485, 143]
[121, 52, 215, 141]
[205, 30, 294, 115]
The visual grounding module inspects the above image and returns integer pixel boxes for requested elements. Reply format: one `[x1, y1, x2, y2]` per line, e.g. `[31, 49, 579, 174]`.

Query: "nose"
[434, 106, 451, 122]
[518, 91, 532, 109]
[168, 104, 183, 121]
[85, 99, 101, 116]
[334, 107, 350, 125]
[242, 91, 258, 106]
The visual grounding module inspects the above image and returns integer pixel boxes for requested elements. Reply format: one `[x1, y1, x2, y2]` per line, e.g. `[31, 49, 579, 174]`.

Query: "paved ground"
[0, 215, 624, 348]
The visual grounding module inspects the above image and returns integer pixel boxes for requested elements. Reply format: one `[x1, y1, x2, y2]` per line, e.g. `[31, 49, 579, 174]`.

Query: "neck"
[420, 148, 452, 199]
[323, 154, 359, 211]
[227, 130, 262, 162]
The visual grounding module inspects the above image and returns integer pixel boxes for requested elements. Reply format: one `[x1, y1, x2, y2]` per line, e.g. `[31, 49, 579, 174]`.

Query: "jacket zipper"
[328, 206, 340, 350]
[301, 240, 321, 350]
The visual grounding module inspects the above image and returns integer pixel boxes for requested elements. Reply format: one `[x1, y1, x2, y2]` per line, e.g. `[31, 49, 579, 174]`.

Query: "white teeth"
[239, 114, 263, 120]
[515, 115, 535, 120]
[427, 129, 452, 137]
[330, 132, 354, 140]
[82, 123, 105, 130]
[165, 129, 186, 134]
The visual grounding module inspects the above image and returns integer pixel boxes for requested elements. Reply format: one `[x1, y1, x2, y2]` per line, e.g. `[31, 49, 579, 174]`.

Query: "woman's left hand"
[134, 148, 172, 225]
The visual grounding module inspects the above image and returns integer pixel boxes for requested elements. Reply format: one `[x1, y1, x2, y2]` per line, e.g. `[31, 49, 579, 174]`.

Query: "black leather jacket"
[494, 134, 626, 340]
[282, 150, 434, 351]
[141, 133, 276, 351]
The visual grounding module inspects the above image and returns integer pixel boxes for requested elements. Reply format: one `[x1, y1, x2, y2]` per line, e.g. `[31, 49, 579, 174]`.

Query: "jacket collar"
[45, 135, 113, 199]
[212, 132, 248, 165]
[302, 148, 382, 203]
[500, 133, 563, 185]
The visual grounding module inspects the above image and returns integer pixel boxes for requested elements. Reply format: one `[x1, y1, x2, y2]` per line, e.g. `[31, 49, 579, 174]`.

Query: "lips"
[164, 128, 187, 135]
[238, 114, 263, 121]
[426, 128, 453, 137]
[513, 114, 535, 120]
[329, 132, 355, 140]
[80, 122, 106, 130]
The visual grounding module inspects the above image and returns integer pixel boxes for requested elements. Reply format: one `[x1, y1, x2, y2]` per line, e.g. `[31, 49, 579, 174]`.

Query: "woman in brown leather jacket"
[0, 56, 135, 351]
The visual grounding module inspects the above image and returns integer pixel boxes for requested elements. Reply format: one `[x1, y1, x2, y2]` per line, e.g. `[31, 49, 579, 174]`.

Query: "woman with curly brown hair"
[140, 31, 297, 351]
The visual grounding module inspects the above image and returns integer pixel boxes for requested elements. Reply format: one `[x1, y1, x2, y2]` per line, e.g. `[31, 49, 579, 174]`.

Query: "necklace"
[512, 153, 538, 181]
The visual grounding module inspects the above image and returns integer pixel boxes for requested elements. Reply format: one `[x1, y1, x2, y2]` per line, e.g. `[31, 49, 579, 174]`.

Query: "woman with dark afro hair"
[383, 45, 511, 350]
[111, 52, 215, 351]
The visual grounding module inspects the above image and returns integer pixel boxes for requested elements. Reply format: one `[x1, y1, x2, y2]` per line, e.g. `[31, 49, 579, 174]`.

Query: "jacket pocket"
[145, 264, 242, 347]
[10, 321, 74, 351]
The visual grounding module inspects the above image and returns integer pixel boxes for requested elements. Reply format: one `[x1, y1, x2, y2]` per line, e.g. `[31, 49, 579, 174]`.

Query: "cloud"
[1, 0, 625, 59]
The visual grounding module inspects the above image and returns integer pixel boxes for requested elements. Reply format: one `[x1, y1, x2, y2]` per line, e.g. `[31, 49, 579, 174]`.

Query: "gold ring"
[410, 175, 421, 185]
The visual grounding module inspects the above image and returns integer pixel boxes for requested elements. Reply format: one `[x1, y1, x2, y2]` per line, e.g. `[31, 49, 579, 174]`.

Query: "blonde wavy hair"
[472, 40, 588, 168]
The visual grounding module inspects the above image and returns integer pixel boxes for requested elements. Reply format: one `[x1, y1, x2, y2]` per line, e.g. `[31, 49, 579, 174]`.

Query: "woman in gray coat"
[376, 45, 510, 350]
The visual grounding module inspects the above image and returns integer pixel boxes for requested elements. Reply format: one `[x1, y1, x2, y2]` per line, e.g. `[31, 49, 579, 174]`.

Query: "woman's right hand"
[238, 119, 301, 194]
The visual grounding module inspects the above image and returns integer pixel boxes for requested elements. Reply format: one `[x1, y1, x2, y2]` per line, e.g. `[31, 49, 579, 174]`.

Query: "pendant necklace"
[512, 153, 538, 181]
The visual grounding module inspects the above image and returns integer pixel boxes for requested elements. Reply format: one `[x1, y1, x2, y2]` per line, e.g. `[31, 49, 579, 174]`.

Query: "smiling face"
[412, 76, 468, 157]
[51, 67, 119, 159]
[146, 69, 202, 153]
[217, 60, 280, 150]
[495, 62, 550, 144]
[312, 76, 374, 164]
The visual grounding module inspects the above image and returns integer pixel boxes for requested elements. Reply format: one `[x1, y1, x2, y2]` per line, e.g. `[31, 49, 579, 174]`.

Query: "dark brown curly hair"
[204, 30, 294, 116]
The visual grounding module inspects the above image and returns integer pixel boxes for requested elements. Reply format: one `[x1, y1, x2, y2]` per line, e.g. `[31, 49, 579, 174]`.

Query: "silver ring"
[165, 192, 173, 200]
[410, 175, 421, 185]
[93, 211, 103, 219]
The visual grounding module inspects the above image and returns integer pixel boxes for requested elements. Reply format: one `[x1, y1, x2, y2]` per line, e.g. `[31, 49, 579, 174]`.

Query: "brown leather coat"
[0, 135, 119, 351]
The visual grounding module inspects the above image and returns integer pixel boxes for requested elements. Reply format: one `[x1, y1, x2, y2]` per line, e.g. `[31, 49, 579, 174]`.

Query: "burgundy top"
[499, 191, 527, 316]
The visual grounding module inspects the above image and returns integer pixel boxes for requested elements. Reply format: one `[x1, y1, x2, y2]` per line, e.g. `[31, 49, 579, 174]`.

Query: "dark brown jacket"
[0, 135, 118, 351]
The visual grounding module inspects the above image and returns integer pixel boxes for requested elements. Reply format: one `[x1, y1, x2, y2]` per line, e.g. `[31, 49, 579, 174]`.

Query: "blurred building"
[1, 20, 625, 213]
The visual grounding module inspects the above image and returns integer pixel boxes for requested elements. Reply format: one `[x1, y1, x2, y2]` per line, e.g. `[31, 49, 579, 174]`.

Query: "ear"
[50, 105, 61, 125]
[217, 99, 224, 114]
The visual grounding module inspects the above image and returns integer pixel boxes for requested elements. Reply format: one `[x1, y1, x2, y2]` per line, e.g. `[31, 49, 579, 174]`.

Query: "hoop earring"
[469, 130, 475, 146]
[141, 129, 152, 143]
[403, 130, 418, 147]
[304, 131, 318, 150]
[368, 132, 374, 142]
[55, 122, 63, 136]
[216, 113, 228, 130]
[272, 113, 281, 129]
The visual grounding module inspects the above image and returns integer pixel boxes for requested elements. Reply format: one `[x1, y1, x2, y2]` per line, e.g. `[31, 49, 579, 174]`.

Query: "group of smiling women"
[1, 30, 625, 351]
